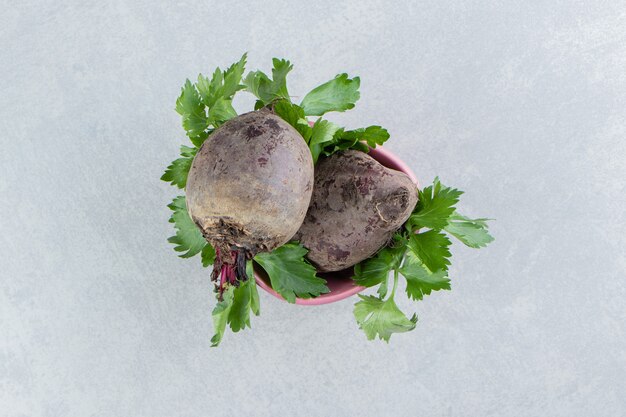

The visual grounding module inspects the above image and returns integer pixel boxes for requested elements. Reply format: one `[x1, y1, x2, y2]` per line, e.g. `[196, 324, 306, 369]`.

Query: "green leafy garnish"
[209, 262, 261, 347]
[353, 243, 405, 287]
[271, 100, 312, 142]
[407, 231, 452, 273]
[160, 145, 197, 189]
[175, 53, 246, 149]
[175, 80, 208, 140]
[332, 126, 389, 150]
[228, 263, 261, 333]
[254, 243, 329, 303]
[309, 119, 342, 163]
[167, 196, 209, 259]
[200, 244, 216, 267]
[352, 178, 493, 342]
[354, 271, 417, 342]
[210, 286, 235, 347]
[444, 213, 494, 248]
[300, 73, 361, 116]
[243, 58, 293, 106]
[399, 251, 450, 301]
[196, 53, 247, 108]
[406, 178, 463, 230]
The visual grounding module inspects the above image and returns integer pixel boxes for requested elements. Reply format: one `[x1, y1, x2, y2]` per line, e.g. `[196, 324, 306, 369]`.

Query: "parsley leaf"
[177, 55, 246, 145]
[272, 100, 312, 142]
[196, 68, 223, 108]
[354, 294, 417, 342]
[210, 286, 235, 347]
[399, 250, 450, 301]
[322, 130, 370, 154]
[201, 244, 216, 267]
[196, 53, 247, 107]
[175, 80, 208, 138]
[211, 262, 259, 346]
[353, 243, 405, 287]
[407, 231, 452, 273]
[254, 243, 329, 303]
[243, 58, 293, 105]
[407, 178, 463, 231]
[270, 58, 292, 100]
[322, 126, 390, 156]
[228, 266, 260, 332]
[445, 212, 494, 248]
[161, 145, 197, 189]
[188, 129, 212, 148]
[208, 96, 237, 126]
[167, 196, 207, 258]
[339, 126, 390, 148]
[309, 119, 342, 163]
[222, 53, 248, 99]
[300, 73, 361, 116]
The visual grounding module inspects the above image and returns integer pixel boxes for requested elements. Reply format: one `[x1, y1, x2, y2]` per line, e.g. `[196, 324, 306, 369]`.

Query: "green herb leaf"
[243, 58, 293, 105]
[210, 286, 235, 347]
[301, 73, 361, 116]
[175, 80, 208, 138]
[407, 231, 452, 273]
[196, 53, 247, 108]
[309, 119, 341, 163]
[322, 132, 370, 154]
[353, 244, 405, 287]
[201, 244, 216, 267]
[221, 53, 247, 99]
[272, 100, 312, 142]
[196, 68, 223, 108]
[408, 178, 463, 231]
[445, 212, 494, 248]
[310, 119, 342, 146]
[338, 126, 390, 148]
[242, 71, 270, 101]
[189, 130, 211, 148]
[400, 250, 450, 301]
[161, 145, 197, 189]
[228, 272, 260, 332]
[167, 196, 207, 258]
[353, 295, 417, 342]
[254, 243, 329, 303]
[208, 96, 237, 126]
[377, 276, 390, 298]
[270, 58, 292, 100]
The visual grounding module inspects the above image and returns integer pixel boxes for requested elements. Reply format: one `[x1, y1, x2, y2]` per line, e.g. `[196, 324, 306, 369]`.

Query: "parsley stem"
[391, 269, 399, 298]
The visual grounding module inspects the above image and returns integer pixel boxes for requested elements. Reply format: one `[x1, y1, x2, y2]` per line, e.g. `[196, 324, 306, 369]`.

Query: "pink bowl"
[254, 146, 419, 305]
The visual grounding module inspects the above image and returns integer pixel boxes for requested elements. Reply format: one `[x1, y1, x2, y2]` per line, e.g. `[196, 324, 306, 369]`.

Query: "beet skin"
[294, 150, 417, 272]
[186, 109, 314, 277]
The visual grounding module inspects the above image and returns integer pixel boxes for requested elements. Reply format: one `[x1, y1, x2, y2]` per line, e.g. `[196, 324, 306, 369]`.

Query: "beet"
[186, 109, 314, 291]
[294, 150, 417, 272]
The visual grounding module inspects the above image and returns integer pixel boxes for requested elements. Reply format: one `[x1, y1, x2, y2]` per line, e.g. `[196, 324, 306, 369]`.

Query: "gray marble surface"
[2, 1, 625, 416]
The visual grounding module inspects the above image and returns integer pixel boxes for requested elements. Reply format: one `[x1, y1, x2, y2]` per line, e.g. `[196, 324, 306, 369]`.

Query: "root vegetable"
[186, 109, 314, 292]
[294, 150, 417, 272]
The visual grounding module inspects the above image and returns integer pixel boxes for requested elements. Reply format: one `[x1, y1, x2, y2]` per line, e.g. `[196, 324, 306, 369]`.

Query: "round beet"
[186, 109, 314, 291]
[294, 150, 417, 272]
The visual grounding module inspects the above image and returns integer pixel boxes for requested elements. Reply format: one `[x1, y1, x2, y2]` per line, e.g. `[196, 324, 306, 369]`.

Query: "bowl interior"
[253, 146, 418, 305]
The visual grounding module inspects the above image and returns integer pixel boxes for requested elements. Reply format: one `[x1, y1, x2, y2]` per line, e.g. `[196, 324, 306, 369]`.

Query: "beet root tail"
[211, 247, 251, 299]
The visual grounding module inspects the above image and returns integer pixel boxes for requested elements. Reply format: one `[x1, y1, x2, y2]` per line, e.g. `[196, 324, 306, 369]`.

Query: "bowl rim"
[254, 146, 419, 305]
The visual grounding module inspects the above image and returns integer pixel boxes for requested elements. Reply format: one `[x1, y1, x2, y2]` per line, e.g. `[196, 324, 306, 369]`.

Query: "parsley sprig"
[353, 178, 493, 342]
